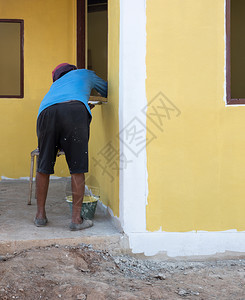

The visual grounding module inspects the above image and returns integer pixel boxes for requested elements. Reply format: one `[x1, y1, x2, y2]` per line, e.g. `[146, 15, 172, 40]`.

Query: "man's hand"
[88, 103, 95, 110]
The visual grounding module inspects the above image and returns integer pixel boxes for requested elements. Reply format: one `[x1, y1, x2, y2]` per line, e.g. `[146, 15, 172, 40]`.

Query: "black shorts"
[37, 101, 91, 174]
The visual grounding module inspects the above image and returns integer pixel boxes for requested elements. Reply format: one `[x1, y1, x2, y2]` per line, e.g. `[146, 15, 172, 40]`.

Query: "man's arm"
[92, 73, 108, 98]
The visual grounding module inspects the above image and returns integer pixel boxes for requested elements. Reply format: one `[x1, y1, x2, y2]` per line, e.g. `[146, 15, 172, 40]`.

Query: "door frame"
[77, 0, 86, 68]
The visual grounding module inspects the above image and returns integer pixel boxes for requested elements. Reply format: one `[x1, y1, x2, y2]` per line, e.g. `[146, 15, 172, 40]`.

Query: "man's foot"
[69, 219, 93, 231]
[34, 217, 48, 227]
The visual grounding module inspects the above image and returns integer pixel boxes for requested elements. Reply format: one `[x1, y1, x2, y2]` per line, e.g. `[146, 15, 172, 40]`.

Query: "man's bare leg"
[70, 173, 93, 230]
[71, 173, 85, 224]
[35, 172, 50, 220]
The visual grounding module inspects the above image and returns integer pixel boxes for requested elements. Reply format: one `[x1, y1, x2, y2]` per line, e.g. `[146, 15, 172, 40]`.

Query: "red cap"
[52, 63, 69, 80]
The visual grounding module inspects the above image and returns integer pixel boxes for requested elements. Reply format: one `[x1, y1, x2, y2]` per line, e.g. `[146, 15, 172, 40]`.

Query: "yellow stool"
[28, 148, 65, 205]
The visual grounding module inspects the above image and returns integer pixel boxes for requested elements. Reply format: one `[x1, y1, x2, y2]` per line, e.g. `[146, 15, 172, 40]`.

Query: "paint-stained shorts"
[36, 101, 91, 174]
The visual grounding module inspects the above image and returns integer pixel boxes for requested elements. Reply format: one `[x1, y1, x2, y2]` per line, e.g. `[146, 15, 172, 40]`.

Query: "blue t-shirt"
[38, 69, 107, 118]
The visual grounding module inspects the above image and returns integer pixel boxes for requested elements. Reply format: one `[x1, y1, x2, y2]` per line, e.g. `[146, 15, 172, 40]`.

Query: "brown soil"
[0, 244, 245, 300]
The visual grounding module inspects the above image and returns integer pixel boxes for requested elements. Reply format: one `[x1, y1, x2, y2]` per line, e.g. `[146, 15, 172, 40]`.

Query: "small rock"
[183, 272, 188, 275]
[177, 289, 188, 296]
[76, 294, 86, 300]
[80, 268, 90, 273]
[191, 291, 200, 296]
[154, 273, 166, 280]
[55, 244, 59, 248]
[19, 289, 24, 292]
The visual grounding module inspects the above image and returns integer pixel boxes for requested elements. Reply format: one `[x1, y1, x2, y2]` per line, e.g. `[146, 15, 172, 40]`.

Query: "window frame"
[0, 19, 24, 98]
[226, 0, 245, 104]
[76, 1, 108, 104]
[77, 0, 86, 69]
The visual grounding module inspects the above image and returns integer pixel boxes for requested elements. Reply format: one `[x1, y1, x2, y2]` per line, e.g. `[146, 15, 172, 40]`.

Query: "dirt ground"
[0, 244, 245, 300]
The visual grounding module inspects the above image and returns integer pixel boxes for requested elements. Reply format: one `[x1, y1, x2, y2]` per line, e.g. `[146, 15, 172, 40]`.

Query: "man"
[34, 63, 107, 231]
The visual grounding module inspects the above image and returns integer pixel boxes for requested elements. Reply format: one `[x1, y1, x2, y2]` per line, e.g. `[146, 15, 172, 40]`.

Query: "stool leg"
[35, 155, 39, 199]
[28, 155, 35, 205]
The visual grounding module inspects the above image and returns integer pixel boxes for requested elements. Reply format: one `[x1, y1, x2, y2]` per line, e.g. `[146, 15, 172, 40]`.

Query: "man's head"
[52, 63, 77, 82]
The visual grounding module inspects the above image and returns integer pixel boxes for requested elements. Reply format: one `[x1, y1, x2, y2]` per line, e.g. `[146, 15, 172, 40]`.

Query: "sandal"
[69, 219, 93, 231]
[34, 217, 48, 227]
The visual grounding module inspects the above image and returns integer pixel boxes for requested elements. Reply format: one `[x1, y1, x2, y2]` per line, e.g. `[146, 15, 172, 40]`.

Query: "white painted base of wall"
[128, 230, 245, 257]
[98, 196, 245, 257]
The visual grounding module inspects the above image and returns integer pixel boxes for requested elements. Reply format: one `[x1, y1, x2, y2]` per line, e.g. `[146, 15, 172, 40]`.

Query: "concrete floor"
[0, 179, 127, 255]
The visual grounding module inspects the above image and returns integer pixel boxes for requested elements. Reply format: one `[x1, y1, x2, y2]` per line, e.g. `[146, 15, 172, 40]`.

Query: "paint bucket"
[66, 186, 99, 220]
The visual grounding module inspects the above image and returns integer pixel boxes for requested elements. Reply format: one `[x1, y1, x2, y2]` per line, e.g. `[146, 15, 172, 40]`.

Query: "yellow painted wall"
[86, 0, 120, 215]
[146, 0, 245, 232]
[0, 0, 76, 179]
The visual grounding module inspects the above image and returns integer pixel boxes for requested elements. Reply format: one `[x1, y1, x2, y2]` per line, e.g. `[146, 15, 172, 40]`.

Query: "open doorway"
[76, 0, 108, 82]
[87, 0, 108, 81]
